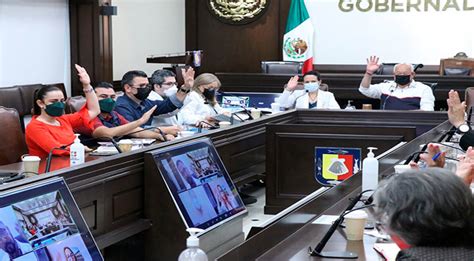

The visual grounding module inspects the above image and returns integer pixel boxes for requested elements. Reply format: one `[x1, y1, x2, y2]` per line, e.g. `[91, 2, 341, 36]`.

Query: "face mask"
[395, 75, 411, 86]
[304, 82, 320, 92]
[99, 98, 116, 113]
[203, 89, 216, 100]
[163, 86, 178, 97]
[44, 101, 65, 117]
[134, 86, 151, 100]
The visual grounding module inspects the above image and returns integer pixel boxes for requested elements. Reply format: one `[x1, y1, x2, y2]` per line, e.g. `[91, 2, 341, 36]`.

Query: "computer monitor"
[149, 138, 246, 233]
[217, 92, 281, 109]
[0, 178, 103, 261]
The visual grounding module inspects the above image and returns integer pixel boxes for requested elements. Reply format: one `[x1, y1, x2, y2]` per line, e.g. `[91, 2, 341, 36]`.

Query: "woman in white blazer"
[277, 71, 340, 109]
[178, 73, 227, 126]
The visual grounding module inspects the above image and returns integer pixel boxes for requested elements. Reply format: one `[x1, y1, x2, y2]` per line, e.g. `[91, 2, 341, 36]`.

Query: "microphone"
[230, 111, 245, 125]
[197, 121, 219, 133]
[381, 85, 395, 110]
[308, 190, 373, 258]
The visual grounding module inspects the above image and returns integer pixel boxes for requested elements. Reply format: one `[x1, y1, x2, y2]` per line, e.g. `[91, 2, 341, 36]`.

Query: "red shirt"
[25, 106, 93, 159]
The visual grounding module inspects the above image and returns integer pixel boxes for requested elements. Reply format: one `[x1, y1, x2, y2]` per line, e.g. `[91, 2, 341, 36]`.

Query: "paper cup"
[271, 103, 280, 113]
[21, 155, 41, 175]
[345, 210, 368, 241]
[394, 164, 412, 174]
[219, 121, 231, 128]
[118, 139, 133, 152]
[362, 104, 372, 110]
[251, 109, 261, 119]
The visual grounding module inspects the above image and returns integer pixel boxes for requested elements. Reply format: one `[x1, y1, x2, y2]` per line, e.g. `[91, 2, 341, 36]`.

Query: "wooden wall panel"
[186, 0, 291, 73]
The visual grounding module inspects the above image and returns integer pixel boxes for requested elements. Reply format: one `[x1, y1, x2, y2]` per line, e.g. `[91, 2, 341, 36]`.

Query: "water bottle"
[178, 228, 208, 261]
[70, 134, 85, 166]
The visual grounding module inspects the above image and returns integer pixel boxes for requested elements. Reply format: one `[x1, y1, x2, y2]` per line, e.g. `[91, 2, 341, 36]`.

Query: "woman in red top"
[25, 65, 100, 158]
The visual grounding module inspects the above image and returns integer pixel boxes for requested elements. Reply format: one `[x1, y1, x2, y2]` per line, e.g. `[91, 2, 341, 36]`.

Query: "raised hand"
[455, 146, 474, 185]
[286, 75, 299, 91]
[138, 105, 157, 125]
[366, 56, 380, 75]
[447, 90, 466, 127]
[75, 64, 91, 87]
[181, 67, 195, 89]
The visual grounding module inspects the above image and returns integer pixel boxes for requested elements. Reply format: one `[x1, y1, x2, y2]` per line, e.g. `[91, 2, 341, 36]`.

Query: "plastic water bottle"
[178, 228, 208, 261]
[362, 147, 379, 192]
[70, 134, 85, 166]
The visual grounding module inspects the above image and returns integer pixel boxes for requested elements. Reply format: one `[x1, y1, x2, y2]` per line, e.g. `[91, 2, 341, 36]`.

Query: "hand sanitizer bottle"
[178, 228, 208, 261]
[362, 147, 379, 192]
[70, 134, 85, 166]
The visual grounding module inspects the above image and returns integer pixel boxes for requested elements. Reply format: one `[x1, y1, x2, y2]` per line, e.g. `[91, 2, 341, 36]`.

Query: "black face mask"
[133, 86, 151, 100]
[395, 75, 411, 86]
[203, 89, 216, 100]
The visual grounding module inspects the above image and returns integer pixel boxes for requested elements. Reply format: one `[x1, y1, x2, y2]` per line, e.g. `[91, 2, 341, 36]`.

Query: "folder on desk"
[373, 243, 400, 261]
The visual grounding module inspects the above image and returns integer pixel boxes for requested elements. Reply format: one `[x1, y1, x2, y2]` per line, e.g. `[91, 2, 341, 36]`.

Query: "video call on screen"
[0, 190, 95, 261]
[157, 143, 246, 230]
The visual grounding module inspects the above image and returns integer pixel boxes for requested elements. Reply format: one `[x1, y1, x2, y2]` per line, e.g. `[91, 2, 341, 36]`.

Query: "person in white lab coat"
[178, 73, 227, 126]
[277, 70, 340, 110]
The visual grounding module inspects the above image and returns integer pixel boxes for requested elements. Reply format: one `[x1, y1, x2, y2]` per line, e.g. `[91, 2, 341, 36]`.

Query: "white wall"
[0, 0, 71, 94]
[112, 0, 185, 81]
[305, 0, 474, 65]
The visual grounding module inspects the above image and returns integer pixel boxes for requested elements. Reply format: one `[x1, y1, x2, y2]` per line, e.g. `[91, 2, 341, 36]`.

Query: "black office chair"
[375, 63, 424, 75]
[261, 61, 303, 74]
[420, 81, 438, 91]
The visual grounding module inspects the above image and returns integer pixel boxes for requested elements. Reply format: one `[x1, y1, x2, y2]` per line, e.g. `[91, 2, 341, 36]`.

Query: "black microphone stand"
[308, 190, 373, 259]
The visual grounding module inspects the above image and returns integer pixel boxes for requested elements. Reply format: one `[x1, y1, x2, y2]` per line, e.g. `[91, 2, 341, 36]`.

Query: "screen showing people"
[154, 139, 246, 231]
[0, 179, 102, 261]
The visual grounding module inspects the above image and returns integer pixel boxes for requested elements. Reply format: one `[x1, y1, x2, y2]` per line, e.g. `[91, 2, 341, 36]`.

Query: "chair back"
[0, 107, 28, 165]
[261, 61, 302, 74]
[65, 96, 87, 113]
[376, 63, 423, 75]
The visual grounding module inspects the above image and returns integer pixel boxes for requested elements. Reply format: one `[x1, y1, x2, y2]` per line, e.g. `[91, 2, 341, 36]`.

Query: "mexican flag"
[283, 0, 314, 74]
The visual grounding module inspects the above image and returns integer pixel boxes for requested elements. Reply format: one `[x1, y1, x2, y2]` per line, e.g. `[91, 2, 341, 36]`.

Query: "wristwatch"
[178, 86, 191, 94]
[457, 123, 471, 134]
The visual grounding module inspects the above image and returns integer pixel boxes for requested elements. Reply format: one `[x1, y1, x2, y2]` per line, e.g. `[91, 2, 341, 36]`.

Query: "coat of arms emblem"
[207, 0, 269, 25]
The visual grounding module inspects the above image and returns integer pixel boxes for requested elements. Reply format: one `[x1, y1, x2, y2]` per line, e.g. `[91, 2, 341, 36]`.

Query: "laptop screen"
[0, 178, 102, 261]
[149, 138, 246, 232]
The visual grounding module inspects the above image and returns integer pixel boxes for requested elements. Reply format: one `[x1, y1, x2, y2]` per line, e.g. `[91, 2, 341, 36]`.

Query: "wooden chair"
[0, 107, 28, 165]
[439, 58, 474, 76]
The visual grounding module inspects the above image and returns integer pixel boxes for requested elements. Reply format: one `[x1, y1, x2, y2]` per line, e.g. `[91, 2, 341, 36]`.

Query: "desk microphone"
[308, 190, 373, 258]
[381, 84, 395, 110]
[45, 136, 122, 173]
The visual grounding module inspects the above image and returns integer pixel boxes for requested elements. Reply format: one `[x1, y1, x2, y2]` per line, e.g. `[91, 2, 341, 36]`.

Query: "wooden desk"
[1, 155, 99, 174]
[217, 121, 450, 260]
[0, 110, 451, 260]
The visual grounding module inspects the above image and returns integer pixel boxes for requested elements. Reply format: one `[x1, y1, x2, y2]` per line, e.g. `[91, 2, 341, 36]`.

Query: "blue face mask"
[304, 82, 320, 93]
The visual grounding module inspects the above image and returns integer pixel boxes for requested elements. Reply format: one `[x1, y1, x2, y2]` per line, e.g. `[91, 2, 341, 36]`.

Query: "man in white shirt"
[148, 69, 182, 135]
[359, 56, 435, 111]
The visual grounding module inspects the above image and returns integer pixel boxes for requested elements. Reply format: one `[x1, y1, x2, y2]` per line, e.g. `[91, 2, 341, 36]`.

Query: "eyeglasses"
[129, 84, 151, 89]
[162, 82, 177, 87]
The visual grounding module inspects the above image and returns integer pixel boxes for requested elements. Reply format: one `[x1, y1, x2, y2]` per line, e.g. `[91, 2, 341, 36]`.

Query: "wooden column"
[69, 0, 113, 96]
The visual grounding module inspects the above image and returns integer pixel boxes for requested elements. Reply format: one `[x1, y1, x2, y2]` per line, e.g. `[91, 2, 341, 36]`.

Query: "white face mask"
[163, 86, 178, 97]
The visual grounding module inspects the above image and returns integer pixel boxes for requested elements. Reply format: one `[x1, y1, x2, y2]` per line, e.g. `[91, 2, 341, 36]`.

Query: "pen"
[432, 152, 442, 161]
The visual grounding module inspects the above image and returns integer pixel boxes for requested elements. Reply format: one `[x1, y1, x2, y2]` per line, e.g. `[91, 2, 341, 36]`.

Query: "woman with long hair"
[25, 65, 100, 158]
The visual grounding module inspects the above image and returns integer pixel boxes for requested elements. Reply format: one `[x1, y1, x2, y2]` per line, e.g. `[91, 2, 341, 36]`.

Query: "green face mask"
[44, 101, 65, 117]
[99, 98, 116, 113]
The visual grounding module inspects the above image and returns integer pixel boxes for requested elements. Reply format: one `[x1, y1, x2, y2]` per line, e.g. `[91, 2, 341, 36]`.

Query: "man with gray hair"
[374, 168, 474, 260]
[359, 56, 435, 110]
